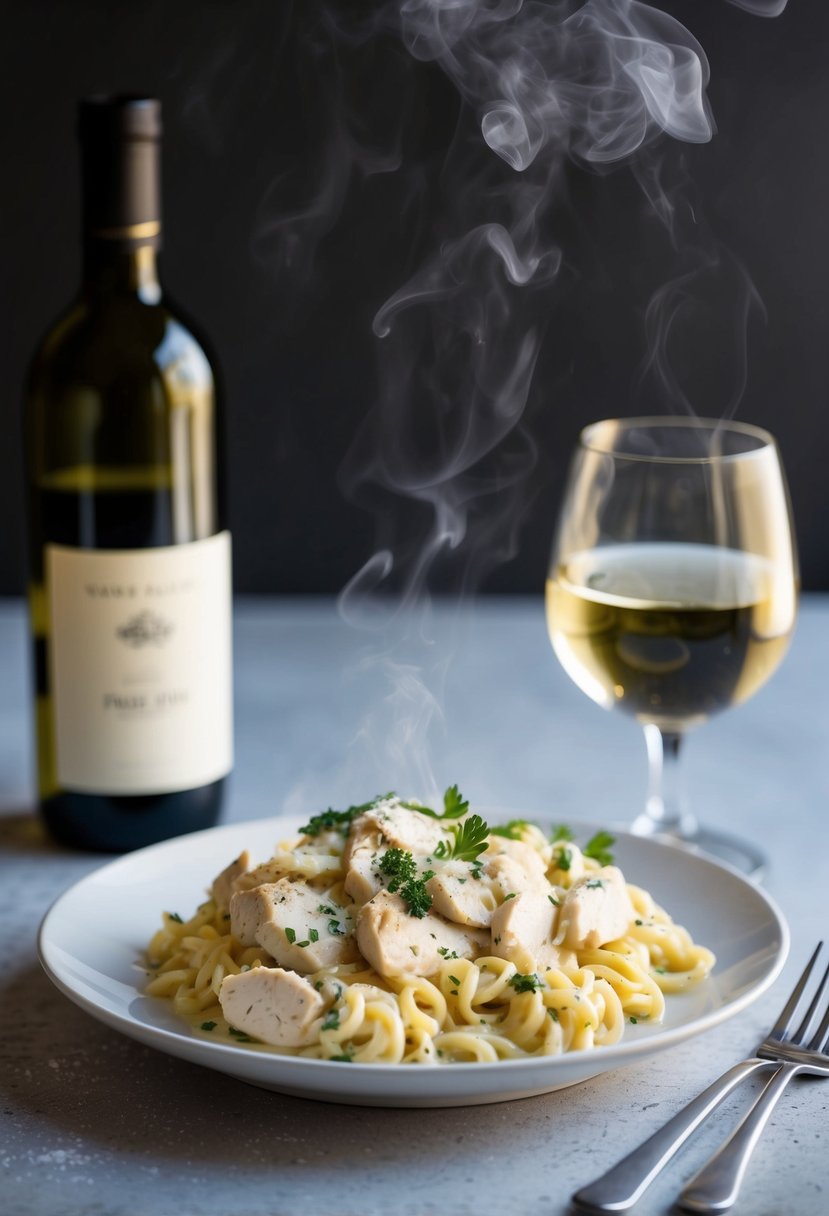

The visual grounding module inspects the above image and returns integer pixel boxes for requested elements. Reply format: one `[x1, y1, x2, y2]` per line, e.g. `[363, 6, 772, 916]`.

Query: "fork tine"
[792, 953, 829, 1045]
[768, 941, 823, 1043]
[805, 961, 829, 1052]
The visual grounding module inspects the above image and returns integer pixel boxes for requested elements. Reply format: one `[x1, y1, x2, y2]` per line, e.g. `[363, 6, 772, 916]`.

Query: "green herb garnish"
[168, 912, 184, 924]
[584, 830, 615, 867]
[490, 819, 529, 840]
[508, 973, 543, 994]
[322, 1008, 341, 1031]
[551, 825, 575, 843]
[376, 848, 434, 918]
[434, 813, 489, 864]
[405, 784, 470, 820]
[299, 793, 393, 838]
[554, 845, 573, 872]
[200, 1020, 217, 1031]
[285, 927, 297, 944]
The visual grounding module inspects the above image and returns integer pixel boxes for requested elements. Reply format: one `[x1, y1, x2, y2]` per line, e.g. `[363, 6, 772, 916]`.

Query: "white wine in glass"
[546, 418, 798, 877]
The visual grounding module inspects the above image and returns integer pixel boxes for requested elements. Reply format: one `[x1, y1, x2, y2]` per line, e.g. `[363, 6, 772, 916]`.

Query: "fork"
[572, 942, 828, 1213]
[677, 943, 829, 1212]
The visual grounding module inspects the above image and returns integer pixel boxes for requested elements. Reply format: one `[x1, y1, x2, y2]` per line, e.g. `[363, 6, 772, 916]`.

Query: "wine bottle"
[24, 95, 233, 852]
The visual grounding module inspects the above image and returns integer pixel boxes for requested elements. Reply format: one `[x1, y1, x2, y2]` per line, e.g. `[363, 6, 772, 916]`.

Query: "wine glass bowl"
[545, 417, 798, 876]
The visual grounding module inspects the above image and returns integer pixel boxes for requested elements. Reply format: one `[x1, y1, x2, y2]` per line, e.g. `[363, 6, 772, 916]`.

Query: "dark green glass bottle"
[25, 96, 233, 852]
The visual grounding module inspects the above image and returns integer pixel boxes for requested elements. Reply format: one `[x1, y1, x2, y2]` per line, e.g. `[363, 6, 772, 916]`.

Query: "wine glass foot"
[630, 815, 766, 882]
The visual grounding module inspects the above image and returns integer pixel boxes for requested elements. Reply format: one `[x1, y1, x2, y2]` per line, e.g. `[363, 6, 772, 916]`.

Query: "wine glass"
[545, 417, 798, 878]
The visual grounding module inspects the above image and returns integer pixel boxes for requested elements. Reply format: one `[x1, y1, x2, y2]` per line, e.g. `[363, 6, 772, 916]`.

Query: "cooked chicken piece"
[344, 800, 449, 867]
[356, 891, 487, 978]
[230, 879, 358, 973]
[483, 836, 548, 882]
[219, 966, 323, 1047]
[427, 861, 498, 928]
[232, 845, 342, 891]
[485, 854, 550, 900]
[490, 888, 565, 974]
[343, 842, 384, 904]
[559, 866, 634, 950]
[210, 850, 251, 911]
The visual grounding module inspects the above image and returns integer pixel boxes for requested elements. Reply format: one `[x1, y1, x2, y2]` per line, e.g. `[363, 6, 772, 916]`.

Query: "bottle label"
[46, 532, 233, 795]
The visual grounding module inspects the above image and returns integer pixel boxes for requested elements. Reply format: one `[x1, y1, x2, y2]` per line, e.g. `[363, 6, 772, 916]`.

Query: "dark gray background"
[4, 0, 828, 595]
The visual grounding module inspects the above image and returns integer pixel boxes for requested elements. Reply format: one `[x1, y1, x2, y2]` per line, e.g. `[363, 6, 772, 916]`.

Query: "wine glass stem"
[640, 724, 698, 839]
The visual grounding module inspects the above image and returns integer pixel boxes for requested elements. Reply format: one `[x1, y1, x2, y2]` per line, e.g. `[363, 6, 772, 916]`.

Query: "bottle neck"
[82, 242, 162, 302]
[79, 98, 163, 302]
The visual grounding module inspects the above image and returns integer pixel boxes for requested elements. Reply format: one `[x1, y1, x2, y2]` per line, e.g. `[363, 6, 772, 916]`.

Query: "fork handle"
[572, 1059, 769, 1212]
[677, 1063, 797, 1212]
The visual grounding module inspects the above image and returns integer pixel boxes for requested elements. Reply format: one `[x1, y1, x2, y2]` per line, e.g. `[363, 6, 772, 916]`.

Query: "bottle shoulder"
[28, 293, 216, 394]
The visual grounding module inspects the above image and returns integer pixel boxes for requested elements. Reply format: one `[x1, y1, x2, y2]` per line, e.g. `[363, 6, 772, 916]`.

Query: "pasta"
[145, 792, 714, 1064]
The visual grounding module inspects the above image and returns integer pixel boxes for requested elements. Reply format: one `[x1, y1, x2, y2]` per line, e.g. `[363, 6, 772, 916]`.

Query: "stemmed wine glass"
[545, 417, 798, 878]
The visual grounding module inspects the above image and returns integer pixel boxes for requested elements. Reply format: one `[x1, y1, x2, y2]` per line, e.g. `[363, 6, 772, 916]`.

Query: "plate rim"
[37, 814, 791, 1098]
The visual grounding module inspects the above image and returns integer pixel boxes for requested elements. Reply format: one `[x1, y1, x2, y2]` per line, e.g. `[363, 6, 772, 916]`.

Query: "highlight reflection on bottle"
[24, 96, 233, 852]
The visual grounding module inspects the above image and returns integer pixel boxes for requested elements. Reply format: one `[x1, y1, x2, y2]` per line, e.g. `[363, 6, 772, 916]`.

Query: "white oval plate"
[38, 816, 788, 1107]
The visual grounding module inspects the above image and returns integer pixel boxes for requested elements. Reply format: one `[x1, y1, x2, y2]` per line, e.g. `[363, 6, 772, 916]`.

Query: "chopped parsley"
[328, 919, 344, 935]
[437, 947, 459, 960]
[330, 1051, 354, 1063]
[322, 1008, 341, 1031]
[200, 1020, 217, 1031]
[509, 973, 543, 994]
[585, 879, 606, 891]
[228, 1027, 254, 1042]
[309, 928, 320, 943]
[554, 845, 573, 872]
[167, 912, 184, 924]
[551, 824, 575, 843]
[448, 975, 461, 987]
[548, 1008, 559, 1022]
[285, 927, 297, 944]
[548, 894, 560, 907]
[376, 848, 434, 918]
[503, 892, 516, 902]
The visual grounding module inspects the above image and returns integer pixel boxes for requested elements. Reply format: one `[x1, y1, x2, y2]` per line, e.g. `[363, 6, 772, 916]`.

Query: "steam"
[249, 0, 787, 801]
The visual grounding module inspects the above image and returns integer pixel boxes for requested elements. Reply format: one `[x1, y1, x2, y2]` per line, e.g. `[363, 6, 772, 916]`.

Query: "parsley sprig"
[490, 818, 529, 840]
[584, 830, 615, 866]
[434, 813, 490, 864]
[376, 848, 434, 918]
[299, 793, 394, 838]
[550, 824, 615, 866]
[406, 784, 470, 821]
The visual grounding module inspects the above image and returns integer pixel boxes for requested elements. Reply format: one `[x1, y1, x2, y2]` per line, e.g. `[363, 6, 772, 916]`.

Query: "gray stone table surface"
[1, 595, 827, 1216]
